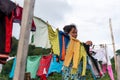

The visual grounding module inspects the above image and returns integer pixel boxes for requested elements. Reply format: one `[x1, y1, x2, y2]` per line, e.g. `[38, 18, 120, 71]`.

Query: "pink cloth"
[107, 65, 114, 80]
[102, 64, 114, 80]
[102, 64, 107, 73]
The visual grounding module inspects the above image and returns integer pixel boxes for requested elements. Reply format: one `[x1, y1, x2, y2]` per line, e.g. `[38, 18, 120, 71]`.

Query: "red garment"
[14, 5, 36, 31]
[0, 12, 14, 64]
[0, 0, 16, 64]
[40, 74, 47, 80]
[5, 13, 13, 53]
[37, 54, 52, 76]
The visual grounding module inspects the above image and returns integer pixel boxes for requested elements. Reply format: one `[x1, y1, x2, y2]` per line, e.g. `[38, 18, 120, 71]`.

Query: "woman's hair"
[63, 24, 76, 34]
[85, 41, 93, 46]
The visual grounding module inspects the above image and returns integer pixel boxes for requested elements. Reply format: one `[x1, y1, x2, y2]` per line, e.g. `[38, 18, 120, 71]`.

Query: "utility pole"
[13, 0, 35, 80]
[109, 18, 117, 71]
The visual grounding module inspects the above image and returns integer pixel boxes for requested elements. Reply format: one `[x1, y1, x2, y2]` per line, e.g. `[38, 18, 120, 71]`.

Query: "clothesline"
[93, 44, 113, 46]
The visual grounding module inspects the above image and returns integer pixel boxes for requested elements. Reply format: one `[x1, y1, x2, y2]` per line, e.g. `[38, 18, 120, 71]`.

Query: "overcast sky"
[12, 0, 120, 57]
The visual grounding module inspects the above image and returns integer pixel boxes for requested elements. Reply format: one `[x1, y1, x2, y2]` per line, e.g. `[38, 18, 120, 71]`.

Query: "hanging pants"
[64, 37, 80, 69]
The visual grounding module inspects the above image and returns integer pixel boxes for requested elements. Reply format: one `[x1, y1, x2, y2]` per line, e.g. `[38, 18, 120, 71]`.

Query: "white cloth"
[0, 64, 2, 73]
[93, 46, 111, 65]
[32, 17, 51, 48]
[7, 57, 15, 62]
[93, 48, 107, 64]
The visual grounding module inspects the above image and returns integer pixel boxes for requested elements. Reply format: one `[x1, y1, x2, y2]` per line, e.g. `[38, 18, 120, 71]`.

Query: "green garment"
[26, 55, 41, 78]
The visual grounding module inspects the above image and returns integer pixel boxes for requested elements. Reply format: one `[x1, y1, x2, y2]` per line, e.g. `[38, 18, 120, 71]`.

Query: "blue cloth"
[47, 55, 63, 77]
[9, 58, 16, 78]
[58, 31, 70, 59]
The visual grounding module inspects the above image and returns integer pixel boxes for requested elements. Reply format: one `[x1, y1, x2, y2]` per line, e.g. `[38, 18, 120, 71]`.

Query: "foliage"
[116, 49, 120, 56]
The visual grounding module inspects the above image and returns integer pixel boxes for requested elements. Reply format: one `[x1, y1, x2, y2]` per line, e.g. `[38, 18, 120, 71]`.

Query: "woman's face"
[69, 28, 77, 38]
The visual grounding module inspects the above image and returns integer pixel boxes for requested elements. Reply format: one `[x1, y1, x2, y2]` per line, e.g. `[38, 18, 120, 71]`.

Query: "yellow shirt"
[48, 24, 60, 56]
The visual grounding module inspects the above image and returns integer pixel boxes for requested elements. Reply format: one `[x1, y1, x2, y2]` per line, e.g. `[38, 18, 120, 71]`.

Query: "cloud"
[11, 0, 120, 51]
[34, 0, 72, 26]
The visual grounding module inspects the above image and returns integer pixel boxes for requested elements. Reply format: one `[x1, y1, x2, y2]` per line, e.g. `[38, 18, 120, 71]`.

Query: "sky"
[12, 0, 120, 57]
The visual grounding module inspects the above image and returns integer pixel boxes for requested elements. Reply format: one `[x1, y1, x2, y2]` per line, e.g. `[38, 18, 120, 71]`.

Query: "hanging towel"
[32, 17, 51, 48]
[26, 55, 41, 78]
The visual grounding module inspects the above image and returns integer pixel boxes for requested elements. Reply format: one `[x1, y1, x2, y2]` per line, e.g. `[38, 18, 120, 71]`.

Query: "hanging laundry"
[31, 17, 51, 48]
[93, 46, 107, 64]
[63, 37, 80, 69]
[93, 44, 114, 80]
[9, 57, 16, 78]
[0, 0, 16, 64]
[47, 54, 63, 76]
[7, 56, 15, 62]
[26, 55, 41, 79]
[0, 0, 16, 16]
[13, 5, 36, 31]
[48, 24, 60, 55]
[73, 43, 87, 76]
[83, 43, 103, 77]
[58, 31, 70, 60]
[0, 64, 2, 73]
[65, 44, 87, 80]
[37, 54, 52, 79]
[87, 56, 97, 80]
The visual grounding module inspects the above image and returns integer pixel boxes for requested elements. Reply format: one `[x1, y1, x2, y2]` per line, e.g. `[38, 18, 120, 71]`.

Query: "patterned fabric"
[62, 62, 86, 80]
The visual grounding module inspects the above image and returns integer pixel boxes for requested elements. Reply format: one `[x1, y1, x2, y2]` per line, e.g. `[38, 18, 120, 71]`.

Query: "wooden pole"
[117, 55, 120, 80]
[109, 18, 117, 71]
[13, 0, 35, 80]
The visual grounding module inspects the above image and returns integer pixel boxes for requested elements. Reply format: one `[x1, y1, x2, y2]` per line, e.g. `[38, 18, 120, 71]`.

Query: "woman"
[62, 24, 87, 80]
[63, 24, 77, 38]
[62, 24, 101, 80]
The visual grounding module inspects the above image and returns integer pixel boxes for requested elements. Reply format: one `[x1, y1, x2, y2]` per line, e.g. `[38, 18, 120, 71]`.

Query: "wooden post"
[109, 18, 117, 71]
[117, 55, 120, 80]
[13, 0, 35, 80]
